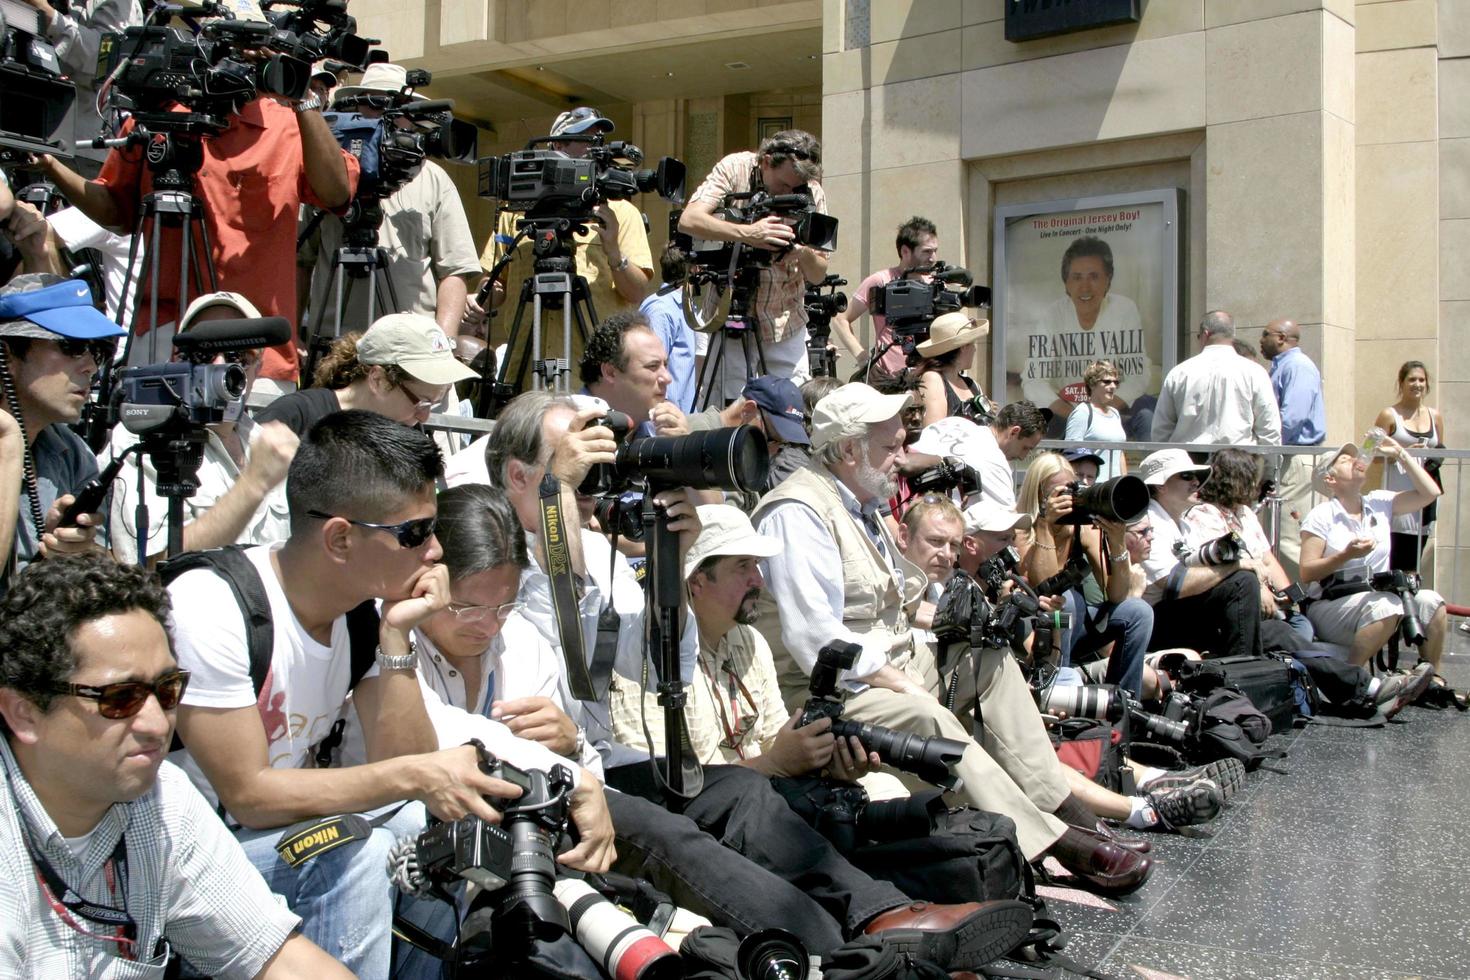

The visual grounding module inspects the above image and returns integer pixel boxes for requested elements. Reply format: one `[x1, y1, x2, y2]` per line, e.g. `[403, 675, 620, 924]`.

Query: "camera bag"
[1174, 653, 1299, 734]
[1050, 717, 1134, 796]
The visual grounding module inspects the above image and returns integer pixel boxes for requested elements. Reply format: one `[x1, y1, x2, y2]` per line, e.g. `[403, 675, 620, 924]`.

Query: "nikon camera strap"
[539, 474, 601, 702]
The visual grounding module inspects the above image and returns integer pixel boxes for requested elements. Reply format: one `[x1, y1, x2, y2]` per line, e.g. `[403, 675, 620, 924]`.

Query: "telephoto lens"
[1039, 684, 1124, 722]
[1128, 706, 1191, 743]
[828, 719, 966, 792]
[553, 878, 683, 980]
[1189, 531, 1245, 567]
[1056, 474, 1149, 526]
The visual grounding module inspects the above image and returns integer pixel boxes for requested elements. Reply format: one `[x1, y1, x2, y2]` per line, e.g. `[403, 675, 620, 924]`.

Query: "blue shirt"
[640, 285, 698, 413]
[1270, 346, 1325, 446]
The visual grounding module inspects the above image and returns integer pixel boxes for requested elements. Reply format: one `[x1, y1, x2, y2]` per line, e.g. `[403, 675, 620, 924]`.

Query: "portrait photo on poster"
[991, 189, 1183, 440]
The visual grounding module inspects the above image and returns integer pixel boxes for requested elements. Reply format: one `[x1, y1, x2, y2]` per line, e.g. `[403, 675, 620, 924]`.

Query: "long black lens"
[1067, 474, 1148, 525]
[831, 720, 966, 791]
[616, 425, 769, 492]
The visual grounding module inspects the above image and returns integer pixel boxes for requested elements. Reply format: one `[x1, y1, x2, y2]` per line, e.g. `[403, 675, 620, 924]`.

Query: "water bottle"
[1360, 427, 1387, 457]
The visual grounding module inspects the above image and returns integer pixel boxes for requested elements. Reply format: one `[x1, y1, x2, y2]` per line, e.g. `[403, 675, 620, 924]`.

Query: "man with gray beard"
[750, 384, 1154, 894]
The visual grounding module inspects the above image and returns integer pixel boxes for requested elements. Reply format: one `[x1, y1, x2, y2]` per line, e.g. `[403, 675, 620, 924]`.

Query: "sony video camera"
[868, 262, 991, 357]
[796, 641, 967, 791]
[0, 0, 77, 159]
[804, 274, 847, 378]
[478, 138, 685, 222]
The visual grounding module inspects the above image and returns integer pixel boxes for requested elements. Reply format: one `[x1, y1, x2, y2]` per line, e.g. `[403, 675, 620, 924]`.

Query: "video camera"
[682, 188, 838, 275]
[478, 137, 685, 222]
[0, 0, 76, 160]
[796, 641, 967, 791]
[804, 274, 847, 378]
[395, 743, 576, 961]
[868, 262, 990, 356]
[1044, 474, 1149, 527]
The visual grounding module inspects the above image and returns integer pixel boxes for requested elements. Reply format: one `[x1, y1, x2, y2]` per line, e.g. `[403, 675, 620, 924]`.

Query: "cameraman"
[1299, 439, 1447, 672]
[300, 63, 481, 337]
[579, 310, 689, 436]
[831, 216, 940, 379]
[476, 391, 1013, 967]
[0, 274, 122, 579]
[107, 292, 295, 565]
[466, 107, 653, 363]
[753, 383, 1152, 893]
[1136, 449, 1262, 658]
[33, 78, 359, 390]
[678, 129, 829, 399]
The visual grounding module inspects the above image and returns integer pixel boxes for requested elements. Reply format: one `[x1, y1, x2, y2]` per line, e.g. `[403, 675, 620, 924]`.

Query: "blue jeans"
[235, 801, 446, 980]
[1062, 590, 1153, 696]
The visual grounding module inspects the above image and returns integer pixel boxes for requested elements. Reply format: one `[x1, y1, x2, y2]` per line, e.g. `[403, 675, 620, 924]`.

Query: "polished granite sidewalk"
[1005, 636, 1470, 980]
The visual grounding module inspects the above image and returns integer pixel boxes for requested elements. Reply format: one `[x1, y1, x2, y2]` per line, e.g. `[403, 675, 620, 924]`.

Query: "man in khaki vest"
[752, 383, 1151, 894]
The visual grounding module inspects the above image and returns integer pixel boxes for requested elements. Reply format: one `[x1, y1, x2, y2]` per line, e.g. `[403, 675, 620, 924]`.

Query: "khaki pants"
[1274, 452, 1319, 580]
[840, 642, 1069, 859]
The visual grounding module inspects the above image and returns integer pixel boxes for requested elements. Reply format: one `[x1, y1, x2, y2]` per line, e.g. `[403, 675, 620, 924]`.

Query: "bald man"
[1261, 317, 1325, 576]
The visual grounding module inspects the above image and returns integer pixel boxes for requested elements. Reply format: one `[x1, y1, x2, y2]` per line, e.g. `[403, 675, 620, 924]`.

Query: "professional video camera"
[1044, 474, 1149, 527]
[804, 274, 847, 378]
[796, 641, 967, 791]
[867, 262, 991, 356]
[908, 455, 981, 500]
[478, 138, 685, 221]
[1181, 530, 1245, 568]
[260, 0, 373, 70]
[1372, 569, 1426, 646]
[681, 189, 838, 280]
[393, 742, 576, 962]
[0, 0, 76, 159]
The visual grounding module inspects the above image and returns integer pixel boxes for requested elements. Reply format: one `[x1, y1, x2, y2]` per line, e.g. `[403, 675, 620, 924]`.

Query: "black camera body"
[1183, 530, 1246, 567]
[804, 274, 847, 378]
[954, 392, 997, 426]
[797, 641, 967, 791]
[908, 456, 981, 500]
[1050, 474, 1149, 527]
[681, 189, 838, 278]
[1371, 569, 1426, 646]
[0, 0, 77, 159]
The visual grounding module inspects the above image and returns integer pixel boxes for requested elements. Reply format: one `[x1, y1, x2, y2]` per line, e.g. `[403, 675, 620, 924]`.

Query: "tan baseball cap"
[810, 382, 913, 451]
[1312, 442, 1362, 495]
[356, 313, 478, 385]
[178, 291, 262, 332]
[683, 504, 782, 581]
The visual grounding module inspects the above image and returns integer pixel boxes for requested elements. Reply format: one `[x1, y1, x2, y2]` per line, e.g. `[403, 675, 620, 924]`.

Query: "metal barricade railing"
[1033, 439, 1468, 606]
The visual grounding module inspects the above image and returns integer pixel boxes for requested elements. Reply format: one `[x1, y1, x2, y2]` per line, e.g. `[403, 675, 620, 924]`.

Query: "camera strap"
[26, 831, 138, 955]
[273, 804, 408, 869]
[539, 474, 599, 702]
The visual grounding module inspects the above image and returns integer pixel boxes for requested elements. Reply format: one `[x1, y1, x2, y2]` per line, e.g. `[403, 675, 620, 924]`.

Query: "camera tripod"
[692, 260, 768, 410]
[300, 197, 402, 387]
[479, 217, 600, 418]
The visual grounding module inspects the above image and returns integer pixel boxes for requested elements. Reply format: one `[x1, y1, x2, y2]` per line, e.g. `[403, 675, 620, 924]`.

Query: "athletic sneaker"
[1143, 758, 1246, 803]
[1144, 778, 1224, 831]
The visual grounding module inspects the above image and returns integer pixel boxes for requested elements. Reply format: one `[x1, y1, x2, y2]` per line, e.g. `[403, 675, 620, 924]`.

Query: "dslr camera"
[1044, 474, 1149, 527]
[932, 570, 1071, 672]
[1371, 569, 1427, 646]
[868, 262, 991, 356]
[1181, 530, 1246, 568]
[577, 410, 770, 499]
[0, 0, 76, 159]
[804, 274, 847, 378]
[908, 455, 981, 500]
[798, 641, 966, 791]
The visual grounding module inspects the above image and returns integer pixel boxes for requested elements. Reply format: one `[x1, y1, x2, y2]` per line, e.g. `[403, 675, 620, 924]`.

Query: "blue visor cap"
[0, 281, 125, 339]
[744, 375, 811, 446]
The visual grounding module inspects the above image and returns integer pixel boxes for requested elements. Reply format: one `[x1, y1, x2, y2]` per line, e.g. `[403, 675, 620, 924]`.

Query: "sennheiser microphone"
[172, 317, 292, 357]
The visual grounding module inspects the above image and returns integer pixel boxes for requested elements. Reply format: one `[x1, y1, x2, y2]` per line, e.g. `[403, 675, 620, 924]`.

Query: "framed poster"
[991, 189, 1183, 437]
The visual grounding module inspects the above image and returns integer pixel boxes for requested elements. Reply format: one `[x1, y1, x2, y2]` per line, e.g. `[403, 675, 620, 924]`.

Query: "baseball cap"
[684, 504, 782, 581]
[1312, 442, 1362, 495]
[810, 382, 912, 450]
[356, 313, 478, 385]
[1136, 448, 1211, 486]
[0, 275, 125, 340]
[743, 376, 810, 446]
[1061, 447, 1105, 469]
[551, 106, 614, 138]
[962, 499, 1032, 535]
[178, 291, 262, 333]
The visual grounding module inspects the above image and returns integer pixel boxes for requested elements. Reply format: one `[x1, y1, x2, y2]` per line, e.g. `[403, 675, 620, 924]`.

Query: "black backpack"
[159, 546, 380, 749]
[1176, 653, 1300, 734]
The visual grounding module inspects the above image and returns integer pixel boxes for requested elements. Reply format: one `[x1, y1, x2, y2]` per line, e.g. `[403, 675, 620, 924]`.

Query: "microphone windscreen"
[173, 317, 292, 354]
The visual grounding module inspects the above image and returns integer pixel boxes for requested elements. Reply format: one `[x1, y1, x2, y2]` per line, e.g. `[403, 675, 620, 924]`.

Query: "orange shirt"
[97, 98, 360, 381]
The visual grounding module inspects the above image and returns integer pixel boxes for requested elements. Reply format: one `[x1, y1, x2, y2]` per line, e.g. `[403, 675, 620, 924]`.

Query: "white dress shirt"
[1151, 344, 1282, 445]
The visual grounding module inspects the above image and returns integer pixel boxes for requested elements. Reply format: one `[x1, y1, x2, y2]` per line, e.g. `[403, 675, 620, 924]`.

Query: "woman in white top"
[1372, 360, 1446, 574]
[1064, 360, 1127, 482]
[1298, 439, 1445, 671]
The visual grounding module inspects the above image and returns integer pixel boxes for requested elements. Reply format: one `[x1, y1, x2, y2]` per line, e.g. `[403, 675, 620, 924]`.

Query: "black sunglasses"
[55, 338, 117, 367]
[54, 669, 191, 719]
[306, 509, 437, 548]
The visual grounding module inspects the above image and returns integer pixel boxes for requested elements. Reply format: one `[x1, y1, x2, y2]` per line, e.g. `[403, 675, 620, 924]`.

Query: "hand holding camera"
[746, 214, 797, 251]
[552, 406, 620, 486]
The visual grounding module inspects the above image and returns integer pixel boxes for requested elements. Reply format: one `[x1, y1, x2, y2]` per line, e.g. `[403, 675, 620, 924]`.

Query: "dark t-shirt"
[254, 387, 341, 436]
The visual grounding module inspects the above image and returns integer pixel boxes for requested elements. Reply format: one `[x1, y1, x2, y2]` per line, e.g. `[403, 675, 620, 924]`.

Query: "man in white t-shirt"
[904, 402, 1048, 511]
[167, 410, 614, 980]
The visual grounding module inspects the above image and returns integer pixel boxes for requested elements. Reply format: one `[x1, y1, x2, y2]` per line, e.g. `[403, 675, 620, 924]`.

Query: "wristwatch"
[611, 255, 630, 272]
[375, 639, 418, 672]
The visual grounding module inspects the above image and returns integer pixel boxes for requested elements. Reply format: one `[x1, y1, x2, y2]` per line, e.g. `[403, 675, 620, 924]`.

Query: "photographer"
[0, 274, 123, 579]
[300, 63, 481, 337]
[1136, 449, 1263, 658]
[831, 216, 939, 378]
[678, 129, 829, 398]
[753, 383, 1152, 893]
[466, 107, 653, 361]
[107, 292, 294, 565]
[33, 77, 360, 389]
[478, 390, 1014, 967]
[1299, 440, 1447, 672]
[579, 310, 689, 436]
[0, 556, 351, 978]
[904, 401, 1047, 511]
[167, 412, 569, 978]
[1016, 452, 1152, 697]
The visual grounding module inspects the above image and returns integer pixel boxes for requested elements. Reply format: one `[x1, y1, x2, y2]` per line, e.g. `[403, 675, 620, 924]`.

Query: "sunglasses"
[53, 669, 191, 719]
[306, 510, 437, 548]
[56, 338, 117, 367]
[446, 599, 521, 625]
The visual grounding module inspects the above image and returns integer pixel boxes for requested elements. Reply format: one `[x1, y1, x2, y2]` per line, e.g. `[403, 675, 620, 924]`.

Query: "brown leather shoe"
[1094, 819, 1152, 854]
[1052, 829, 1153, 895]
[863, 899, 1033, 970]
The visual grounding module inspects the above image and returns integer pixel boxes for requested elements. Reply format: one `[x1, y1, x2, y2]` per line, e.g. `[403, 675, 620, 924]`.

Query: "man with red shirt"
[34, 94, 358, 390]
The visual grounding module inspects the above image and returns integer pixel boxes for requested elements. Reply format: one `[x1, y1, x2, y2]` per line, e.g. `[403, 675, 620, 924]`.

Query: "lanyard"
[698, 653, 757, 759]
[26, 829, 138, 960]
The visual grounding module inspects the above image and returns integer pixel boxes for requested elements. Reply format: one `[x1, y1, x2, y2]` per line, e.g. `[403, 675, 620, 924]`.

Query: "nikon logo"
[278, 823, 342, 863]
